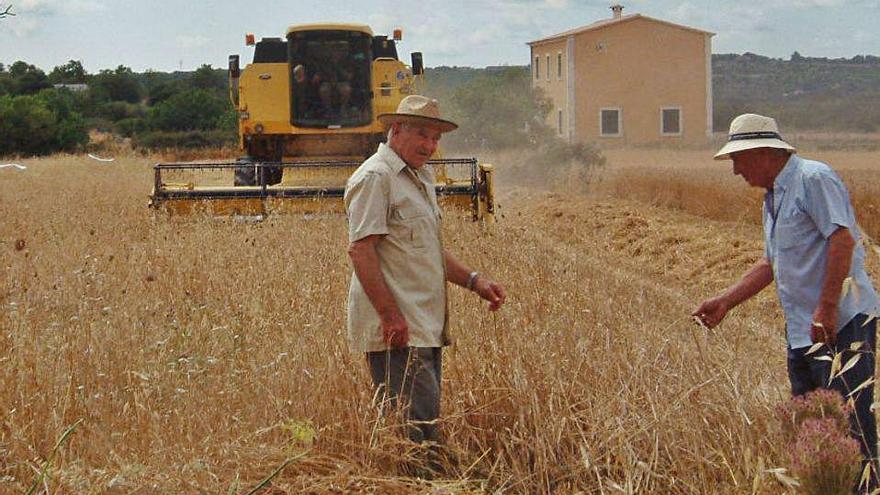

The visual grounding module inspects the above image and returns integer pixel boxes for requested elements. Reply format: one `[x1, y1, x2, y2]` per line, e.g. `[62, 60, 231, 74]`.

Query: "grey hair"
[386, 122, 412, 141]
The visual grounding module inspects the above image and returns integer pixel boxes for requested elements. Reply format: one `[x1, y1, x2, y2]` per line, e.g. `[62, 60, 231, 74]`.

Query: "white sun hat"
[714, 113, 796, 160]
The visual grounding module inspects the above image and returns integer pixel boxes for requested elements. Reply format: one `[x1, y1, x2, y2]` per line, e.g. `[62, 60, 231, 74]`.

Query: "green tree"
[0, 95, 54, 155]
[146, 79, 186, 106]
[37, 89, 89, 150]
[8, 61, 51, 95]
[0, 64, 11, 96]
[445, 67, 552, 149]
[147, 88, 230, 131]
[89, 65, 143, 103]
[190, 64, 225, 91]
[49, 60, 88, 84]
[0, 93, 87, 156]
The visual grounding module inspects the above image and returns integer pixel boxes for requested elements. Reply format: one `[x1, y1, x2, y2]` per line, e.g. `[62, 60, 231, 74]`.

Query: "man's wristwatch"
[466, 271, 480, 291]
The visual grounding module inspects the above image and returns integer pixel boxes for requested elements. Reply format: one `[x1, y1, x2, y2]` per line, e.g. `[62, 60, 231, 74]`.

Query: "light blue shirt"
[763, 154, 879, 349]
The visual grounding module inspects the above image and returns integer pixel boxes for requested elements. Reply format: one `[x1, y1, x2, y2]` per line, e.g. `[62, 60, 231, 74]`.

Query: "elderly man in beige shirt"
[345, 95, 506, 447]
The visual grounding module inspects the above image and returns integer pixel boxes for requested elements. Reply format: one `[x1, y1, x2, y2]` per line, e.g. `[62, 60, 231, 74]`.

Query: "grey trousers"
[367, 347, 442, 443]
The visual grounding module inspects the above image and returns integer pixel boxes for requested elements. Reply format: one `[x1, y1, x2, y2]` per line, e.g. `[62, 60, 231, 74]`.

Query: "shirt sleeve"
[802, 168, 856, 239]
[345, 171, 389, 243]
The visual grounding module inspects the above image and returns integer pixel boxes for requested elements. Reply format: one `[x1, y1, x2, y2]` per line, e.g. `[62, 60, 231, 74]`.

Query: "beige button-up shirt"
[344, 143, 449, 353]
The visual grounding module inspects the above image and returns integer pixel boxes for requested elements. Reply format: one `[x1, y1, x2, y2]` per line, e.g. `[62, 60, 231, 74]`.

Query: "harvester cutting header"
[149, 23, 495, 221]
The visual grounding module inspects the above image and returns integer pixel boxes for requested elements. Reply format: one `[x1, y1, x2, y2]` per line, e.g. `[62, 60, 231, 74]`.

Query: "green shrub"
[147, 89, 231, 132]
[96, 100, 144, 122]
[0, 93, 88, 156]
[115, 117, 148, 138]
[89, 65, 143, 104]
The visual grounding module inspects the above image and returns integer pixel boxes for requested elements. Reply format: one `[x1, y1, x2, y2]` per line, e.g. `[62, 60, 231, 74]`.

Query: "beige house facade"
[528, 5, 714, 146]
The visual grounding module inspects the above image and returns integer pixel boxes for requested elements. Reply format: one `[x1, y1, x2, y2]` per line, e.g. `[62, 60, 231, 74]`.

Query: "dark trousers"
[787, 313, 878, 491]
[367, 347, 442, 444]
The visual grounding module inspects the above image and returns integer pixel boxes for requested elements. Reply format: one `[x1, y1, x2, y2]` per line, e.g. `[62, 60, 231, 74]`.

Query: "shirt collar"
[377, 143, 408, 174]
[773, 153, 799, 192]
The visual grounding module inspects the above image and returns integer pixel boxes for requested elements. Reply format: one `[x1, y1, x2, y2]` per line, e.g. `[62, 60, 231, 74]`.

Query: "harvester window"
[289, 30, 372, 128]
[253, 38, 287, 63]
[371, 35, 399, 59]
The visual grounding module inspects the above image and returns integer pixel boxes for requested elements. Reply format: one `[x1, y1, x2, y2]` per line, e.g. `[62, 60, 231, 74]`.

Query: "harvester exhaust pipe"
[411, 52, 424, 76]
[228, 54, 240, 106]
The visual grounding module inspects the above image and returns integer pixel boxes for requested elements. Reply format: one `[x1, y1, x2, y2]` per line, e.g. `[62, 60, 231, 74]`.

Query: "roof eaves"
[527, 13, 714, 46]
[527, 14, 639, 46]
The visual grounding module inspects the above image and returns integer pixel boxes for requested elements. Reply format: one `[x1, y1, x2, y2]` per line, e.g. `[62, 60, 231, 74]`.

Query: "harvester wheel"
[262, 165, 283, 186]
[234, 157, 257, 186]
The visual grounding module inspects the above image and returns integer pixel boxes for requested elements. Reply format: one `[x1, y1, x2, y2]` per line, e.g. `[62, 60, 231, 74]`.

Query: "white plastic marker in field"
[0, 163, 27, 171]
[87, 153, 115, 162]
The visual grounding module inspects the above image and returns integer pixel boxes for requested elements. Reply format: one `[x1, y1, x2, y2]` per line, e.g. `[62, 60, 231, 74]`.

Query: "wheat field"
[596, 148, 880, 241]
[1, 149, 878, 493]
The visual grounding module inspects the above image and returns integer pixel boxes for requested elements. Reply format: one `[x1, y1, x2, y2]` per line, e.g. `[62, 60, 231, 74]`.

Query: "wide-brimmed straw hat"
[378, 95, 458, 133]
[714, 113, 796, 160]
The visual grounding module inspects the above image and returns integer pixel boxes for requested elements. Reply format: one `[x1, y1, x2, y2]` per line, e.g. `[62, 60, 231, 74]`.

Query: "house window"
[534, 56, 540, 80]
[661, 107, 682, 135]
[546, 55, 550, 80]
[557, 110, 563, 135]
[600, 108, 621, 137]
[557, 52, 563, 80]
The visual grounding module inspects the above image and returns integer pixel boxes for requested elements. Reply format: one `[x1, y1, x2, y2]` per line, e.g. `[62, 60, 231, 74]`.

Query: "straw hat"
[378, 95, 458, 133]
[714, 113, 796, 160]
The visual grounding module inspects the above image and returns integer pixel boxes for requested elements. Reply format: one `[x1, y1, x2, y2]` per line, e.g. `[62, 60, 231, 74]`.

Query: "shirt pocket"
[389, 206, 430, 250]
[775, 216, 816, 250]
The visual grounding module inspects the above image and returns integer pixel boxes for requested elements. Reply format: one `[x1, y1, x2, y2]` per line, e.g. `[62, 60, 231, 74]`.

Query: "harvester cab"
[149, 23, 495, 222]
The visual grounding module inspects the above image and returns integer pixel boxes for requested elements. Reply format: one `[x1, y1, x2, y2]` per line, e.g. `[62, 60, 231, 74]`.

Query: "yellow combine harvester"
[149, 23, 495, 221]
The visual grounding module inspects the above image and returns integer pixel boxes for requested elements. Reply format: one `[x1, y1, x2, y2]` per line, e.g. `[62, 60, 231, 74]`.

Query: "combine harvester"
[149, 23, 495, 221]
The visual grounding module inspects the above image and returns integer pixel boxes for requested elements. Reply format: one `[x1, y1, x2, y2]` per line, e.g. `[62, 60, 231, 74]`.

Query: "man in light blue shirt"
[693, 113, 880, 491]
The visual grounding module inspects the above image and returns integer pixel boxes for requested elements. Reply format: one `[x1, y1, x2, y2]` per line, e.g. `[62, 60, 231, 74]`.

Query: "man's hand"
[473, 276, 506, 311]
[692, 296, 730, 329]
[380, 309, 409, 348]
[349, 235, 408, 348]
[811, 303, 839, 345]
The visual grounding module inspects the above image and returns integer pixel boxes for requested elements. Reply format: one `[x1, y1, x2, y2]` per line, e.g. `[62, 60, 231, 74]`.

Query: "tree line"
[713, 52, 880, 132]
[0, 60, 235, 156]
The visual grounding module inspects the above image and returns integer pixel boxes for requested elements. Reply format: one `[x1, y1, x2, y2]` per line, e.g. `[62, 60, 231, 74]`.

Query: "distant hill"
[712, 52, 880, 132]
[425, 53, 880, 133]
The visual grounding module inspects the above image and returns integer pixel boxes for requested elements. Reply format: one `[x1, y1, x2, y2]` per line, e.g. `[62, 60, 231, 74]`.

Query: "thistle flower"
[777, 388, 852, 443]
[789, 417, 862, 495]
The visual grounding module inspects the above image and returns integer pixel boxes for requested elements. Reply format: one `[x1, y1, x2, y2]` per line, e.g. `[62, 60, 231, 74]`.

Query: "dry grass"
[1, 151, 877, 493]
[597, 148, 880, 242]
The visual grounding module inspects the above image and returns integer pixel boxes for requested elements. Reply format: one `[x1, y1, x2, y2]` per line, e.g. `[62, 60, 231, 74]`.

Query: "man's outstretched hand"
[692, 296, 730, 329]
[473, 276, 506, 311]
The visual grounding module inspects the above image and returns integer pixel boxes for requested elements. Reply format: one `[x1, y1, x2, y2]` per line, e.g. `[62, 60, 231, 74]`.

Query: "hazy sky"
[3, 0, 880, 73]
